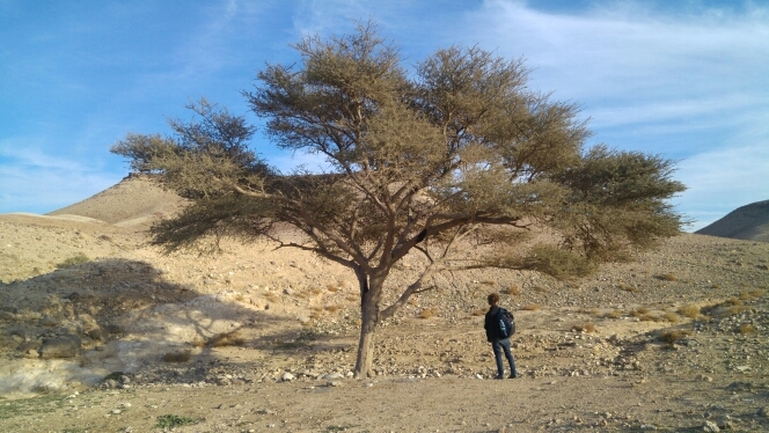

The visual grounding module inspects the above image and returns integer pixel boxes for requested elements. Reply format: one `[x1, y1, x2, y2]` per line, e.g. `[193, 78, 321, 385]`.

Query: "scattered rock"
[40, 334, 81, 359]
[702, 420, 720, 432]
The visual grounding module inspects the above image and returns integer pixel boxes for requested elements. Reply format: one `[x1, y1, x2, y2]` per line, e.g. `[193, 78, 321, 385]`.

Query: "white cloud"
[461, 1, 769, 230]
[677, 142, 769, 231]
[0, 139, 123, 214]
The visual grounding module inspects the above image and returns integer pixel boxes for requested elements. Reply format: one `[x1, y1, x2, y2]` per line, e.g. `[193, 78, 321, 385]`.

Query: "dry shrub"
[162, 351, 191, 363]
[522, 304, 542, 311]
[631, 307, 650, 317]
[738, 324, 756, 334]
[207, 331, 245, 347]
[481, 280, 496, 286]
[663, 312, 679, 323]
[472, 309, 487, 317]
[619, 282, 639, 293]
[702, 298, 746, 318]
[572, 323, 596, 333]
[309, 306, 324, 320]
[658, 273, 678, 282]
[603, 310, 623, 319]
[740, 289, 766, 300]
[678, 305, 700, 318]
[265, 292, 279, 303]
[311, 287, 323, 295]
[56, 253, 91, 269]
[517, 244, 597, 279]
[724, 298, 746, 315]
[587, 308, 600, 317]
[326, 284, 339, 293]
[325, 305, 339, 313]
[503, 285, 521, 296]
[345, 295, 358, 302]
[659, 329, 691, 344]
[419, 308, 437, 319]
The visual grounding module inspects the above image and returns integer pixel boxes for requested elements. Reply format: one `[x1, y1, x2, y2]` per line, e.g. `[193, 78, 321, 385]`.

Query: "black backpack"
[497, 308, 516, 338]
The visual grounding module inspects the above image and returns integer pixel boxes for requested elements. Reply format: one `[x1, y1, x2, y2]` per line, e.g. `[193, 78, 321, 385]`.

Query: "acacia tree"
[112, 23, 685, 378]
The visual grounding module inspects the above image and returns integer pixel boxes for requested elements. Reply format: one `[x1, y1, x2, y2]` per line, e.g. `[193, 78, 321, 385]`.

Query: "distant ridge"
[696, 200, 769, 243]
[47, 174, 186, 229]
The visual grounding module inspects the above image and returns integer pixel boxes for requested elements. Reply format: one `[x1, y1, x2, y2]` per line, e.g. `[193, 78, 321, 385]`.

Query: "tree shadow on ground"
[0, 258, 353, 391]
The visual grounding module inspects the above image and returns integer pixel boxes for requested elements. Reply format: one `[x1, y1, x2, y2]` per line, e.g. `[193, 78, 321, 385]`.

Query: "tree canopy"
[111, 22, 686, 377]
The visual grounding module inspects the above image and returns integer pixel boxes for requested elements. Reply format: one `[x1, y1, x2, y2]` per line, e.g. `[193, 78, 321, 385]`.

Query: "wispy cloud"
[461, 0, 769, 229]
[0, 139, 122, 214]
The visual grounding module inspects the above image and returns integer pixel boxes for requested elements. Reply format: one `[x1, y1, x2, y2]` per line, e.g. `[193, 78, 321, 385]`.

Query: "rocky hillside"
[696, 199, 769, 243]
[1, 176, 768, 432]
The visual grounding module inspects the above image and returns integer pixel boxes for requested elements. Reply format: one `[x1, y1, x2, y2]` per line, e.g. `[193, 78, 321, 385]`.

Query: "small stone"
[702, 420, 720, 432]
[39, 314, 60, 327]
[40, 334, 81, 359]
[281, 372, 295, 382]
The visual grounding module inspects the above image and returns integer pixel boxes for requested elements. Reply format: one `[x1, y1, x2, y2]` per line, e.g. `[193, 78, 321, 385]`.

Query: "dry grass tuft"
[503, 285, 521, 296]
[162, 351, 191, 363]
[619, 282, 639, 293]
[206, 331, 246, 348]
[738, 324, 756, 334]
[740, 289, 766, 300]
[572, 323, 596, 333]
[472, 308, 487, 317]
[659, 329, 691, 344]
[325, 305, 339, 313]
[603, 310, 623, 319]
[678, 305, 700, 318]
[419, 308, 438, 319]
[522, 304, 542, 311]
[56, 253, 90, 269]
[631, 307, 650, 317]
[657, 273, 678, 282]
[663, 312, 679, 323]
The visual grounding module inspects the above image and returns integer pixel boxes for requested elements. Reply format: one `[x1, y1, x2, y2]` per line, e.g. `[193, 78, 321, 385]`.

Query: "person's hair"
[487, 292, 500, 306]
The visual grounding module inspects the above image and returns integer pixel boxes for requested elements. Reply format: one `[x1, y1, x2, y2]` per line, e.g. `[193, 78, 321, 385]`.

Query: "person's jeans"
[491, 338, 517, 377]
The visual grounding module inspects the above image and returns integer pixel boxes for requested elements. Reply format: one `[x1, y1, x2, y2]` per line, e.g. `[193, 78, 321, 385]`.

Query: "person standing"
[484, 292, 519, 379]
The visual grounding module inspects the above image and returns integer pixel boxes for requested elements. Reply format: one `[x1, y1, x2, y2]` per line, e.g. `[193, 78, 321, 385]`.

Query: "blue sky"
[1, 0, 767, 231]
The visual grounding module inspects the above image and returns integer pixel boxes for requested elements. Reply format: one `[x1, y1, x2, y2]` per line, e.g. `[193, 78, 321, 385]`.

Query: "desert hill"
[47, 173, 186, 229]
[696, 199, 769, 243]
[0, 177, 768, 432]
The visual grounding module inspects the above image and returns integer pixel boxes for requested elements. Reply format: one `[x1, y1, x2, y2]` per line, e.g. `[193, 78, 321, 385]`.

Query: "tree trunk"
[354, 272, 384, 378]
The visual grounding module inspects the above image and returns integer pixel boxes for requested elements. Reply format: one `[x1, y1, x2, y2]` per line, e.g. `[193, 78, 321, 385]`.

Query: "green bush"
[155, 414, 196, 429]
[55, 253, 90, 269]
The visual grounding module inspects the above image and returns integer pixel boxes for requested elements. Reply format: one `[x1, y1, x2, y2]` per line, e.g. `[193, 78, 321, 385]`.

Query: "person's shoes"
[494, 374, 505, 380]
[509, 372, 519, 379]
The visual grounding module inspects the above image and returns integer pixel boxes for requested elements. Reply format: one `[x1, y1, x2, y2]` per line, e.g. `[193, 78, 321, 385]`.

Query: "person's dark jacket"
[484, 305, 504, 342]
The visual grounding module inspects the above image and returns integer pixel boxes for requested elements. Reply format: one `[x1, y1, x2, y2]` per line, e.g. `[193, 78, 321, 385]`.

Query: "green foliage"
[155, 414, 196, 429]
[55, 253, 90, 269]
